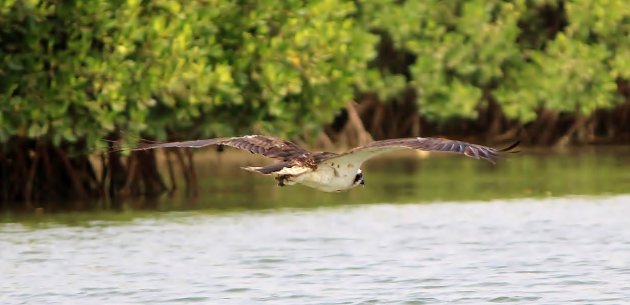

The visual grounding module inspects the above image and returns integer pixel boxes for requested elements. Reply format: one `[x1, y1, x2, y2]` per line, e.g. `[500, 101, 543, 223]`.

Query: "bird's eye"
[353, 173, 363, 184]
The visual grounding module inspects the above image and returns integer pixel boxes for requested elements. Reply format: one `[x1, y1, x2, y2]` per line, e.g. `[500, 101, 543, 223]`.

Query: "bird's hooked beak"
[354, 169, 365, 187]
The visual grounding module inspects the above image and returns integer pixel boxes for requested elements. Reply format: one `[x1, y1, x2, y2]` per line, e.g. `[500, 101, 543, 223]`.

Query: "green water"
[3, 146, 629, 223]
[191, 146, 630, 207]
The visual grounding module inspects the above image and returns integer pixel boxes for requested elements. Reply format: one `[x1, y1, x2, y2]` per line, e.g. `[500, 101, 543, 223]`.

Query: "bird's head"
[352, 169, 365, 187]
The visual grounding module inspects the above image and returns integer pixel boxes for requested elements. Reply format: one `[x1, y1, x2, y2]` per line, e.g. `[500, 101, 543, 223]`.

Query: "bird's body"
[119, 135, 518, 192]
[270, 163, 360, 192]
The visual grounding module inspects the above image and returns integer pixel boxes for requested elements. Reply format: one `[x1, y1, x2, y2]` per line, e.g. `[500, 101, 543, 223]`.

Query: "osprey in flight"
[124, 135, 518, 192]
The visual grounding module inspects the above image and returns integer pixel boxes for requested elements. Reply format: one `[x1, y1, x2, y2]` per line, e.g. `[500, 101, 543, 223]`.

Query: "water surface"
[1, 147, 629, 304]
[2, 196, 629, 304]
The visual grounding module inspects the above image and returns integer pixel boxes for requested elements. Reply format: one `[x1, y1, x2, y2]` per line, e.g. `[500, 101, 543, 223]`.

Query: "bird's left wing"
[320, 137, 518, 167]
[116, 135, 312, 162]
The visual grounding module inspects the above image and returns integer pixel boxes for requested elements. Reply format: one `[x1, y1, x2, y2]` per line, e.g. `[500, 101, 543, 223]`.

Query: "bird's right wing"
[115, 135, 312, 162]
[320, 137, 518, 167]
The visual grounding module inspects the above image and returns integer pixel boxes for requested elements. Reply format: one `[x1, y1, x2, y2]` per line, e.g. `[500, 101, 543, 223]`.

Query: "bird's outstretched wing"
[116, 135, 312, 162]
[320, 137, 518, 167]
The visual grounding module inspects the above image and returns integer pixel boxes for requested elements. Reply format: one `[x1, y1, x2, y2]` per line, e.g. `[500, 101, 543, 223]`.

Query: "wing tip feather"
[499, 140, 521, 153]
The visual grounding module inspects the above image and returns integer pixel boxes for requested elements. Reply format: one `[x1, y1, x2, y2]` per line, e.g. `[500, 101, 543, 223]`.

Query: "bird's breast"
[295, 165, 356, 192]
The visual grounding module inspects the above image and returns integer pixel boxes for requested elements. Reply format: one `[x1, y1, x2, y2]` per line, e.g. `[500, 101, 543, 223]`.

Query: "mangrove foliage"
[1, 0, 629, 206]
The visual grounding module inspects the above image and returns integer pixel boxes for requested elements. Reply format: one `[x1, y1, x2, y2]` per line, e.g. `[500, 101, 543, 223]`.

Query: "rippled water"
[2, 195, 629, 304]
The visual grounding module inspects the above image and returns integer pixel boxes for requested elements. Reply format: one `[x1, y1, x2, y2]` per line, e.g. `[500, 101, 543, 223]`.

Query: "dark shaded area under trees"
[1, 0, 629, 209]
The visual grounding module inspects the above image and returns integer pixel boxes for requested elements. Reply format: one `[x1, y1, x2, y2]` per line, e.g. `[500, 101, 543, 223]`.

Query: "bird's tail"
[242, 166, 264, 174]
[241, 162, 291, 175]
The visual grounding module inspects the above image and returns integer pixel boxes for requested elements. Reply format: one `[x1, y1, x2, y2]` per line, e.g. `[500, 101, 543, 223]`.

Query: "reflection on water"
[1, 196, 629, 304]
[153, 146, 630, 210]
[1, 147, 629, 304]
[113, 146, 630, 211]
[2, 146, 630, 220]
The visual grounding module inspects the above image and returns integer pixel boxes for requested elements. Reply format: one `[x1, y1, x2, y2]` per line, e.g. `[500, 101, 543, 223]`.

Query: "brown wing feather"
[122, 135, 311, 162]
[322, 137, 517, 165]
[362, 138, 505, 163]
